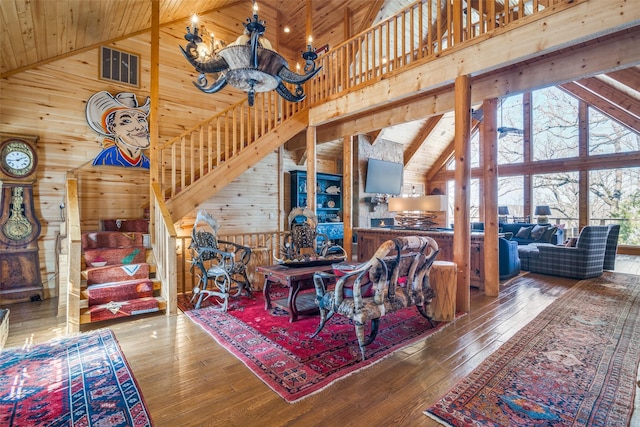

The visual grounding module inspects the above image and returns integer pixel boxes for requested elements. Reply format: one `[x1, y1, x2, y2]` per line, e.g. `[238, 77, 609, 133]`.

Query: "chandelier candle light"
[388, 195, 447, 229]
[181, 0, 321, 106]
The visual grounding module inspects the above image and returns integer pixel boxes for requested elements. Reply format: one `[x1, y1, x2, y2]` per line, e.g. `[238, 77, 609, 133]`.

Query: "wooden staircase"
[159, 94, 309, 221]
[79, 219, 165, 324]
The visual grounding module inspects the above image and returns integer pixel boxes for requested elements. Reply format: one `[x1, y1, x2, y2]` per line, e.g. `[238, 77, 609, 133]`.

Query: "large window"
[498, 95, 524, 164]
[498, 176, 524, 219]
[447, 178, 480, 226]
[589, 167, 640, 245]
[532, 87, 579, 160]
[533, 172, 579, 236]
[588, 107, 640, 155]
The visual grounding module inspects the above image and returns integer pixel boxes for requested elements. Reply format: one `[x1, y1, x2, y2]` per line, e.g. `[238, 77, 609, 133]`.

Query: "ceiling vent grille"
[100, 46, 139, 87]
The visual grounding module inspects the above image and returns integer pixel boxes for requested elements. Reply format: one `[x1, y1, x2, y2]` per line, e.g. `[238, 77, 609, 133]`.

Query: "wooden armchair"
[189, 210, 252, 310]
[278, 207, 330, 261]
[313, 236, 439, 360]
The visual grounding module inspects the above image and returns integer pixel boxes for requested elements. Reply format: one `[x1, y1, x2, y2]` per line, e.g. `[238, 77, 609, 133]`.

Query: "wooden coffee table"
[257, 264, 334, 322]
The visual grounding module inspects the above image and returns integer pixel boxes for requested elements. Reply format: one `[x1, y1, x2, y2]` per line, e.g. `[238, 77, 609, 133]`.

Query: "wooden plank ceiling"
[1, 0, 639, 179]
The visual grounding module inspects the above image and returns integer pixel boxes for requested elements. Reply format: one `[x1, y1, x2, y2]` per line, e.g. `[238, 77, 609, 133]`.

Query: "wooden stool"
[428, 261, 457, 322]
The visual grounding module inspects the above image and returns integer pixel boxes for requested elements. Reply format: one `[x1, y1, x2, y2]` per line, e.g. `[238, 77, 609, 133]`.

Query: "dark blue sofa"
[498, 222, 564, 246]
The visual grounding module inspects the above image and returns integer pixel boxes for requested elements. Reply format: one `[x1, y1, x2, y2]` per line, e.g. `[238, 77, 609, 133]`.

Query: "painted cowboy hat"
[86, 91, 151, 137]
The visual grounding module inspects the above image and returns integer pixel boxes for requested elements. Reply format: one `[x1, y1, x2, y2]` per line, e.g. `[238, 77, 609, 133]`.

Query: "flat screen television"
[365, 158, 403, 195]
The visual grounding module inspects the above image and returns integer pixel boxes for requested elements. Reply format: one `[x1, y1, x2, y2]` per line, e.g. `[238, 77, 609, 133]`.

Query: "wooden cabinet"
[355, 228, 485, 288]
[290, 171, 343, 241]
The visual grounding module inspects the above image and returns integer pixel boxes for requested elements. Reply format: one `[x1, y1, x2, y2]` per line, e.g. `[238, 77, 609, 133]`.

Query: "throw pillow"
[564, 237, 578, 247]
[540, 226, 558, 242]
[515, 226, 533, 239]
[530, 224, 549, 240]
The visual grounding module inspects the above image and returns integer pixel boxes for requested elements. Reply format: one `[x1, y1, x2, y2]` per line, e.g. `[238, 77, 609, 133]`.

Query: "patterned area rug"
[0, 329, 152, 426]
[425, 271, 640, 427]
[181, 292, 461, 403]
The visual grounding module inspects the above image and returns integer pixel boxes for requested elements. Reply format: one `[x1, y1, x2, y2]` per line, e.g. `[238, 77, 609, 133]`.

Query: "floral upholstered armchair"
[312, 235, 439, 360]
[189, 210, 252, 310]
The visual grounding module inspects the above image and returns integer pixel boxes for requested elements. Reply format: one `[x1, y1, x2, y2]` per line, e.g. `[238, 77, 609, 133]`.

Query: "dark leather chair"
[499, 237, 521, 280]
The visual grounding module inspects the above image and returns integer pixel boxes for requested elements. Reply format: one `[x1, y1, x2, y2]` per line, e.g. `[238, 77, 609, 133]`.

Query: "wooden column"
[453, 75, 472, 313]
[306, 126, 317, 212]
[149, 0, 159, 242]
[578, 101, 589, 232]
[342, 134, 353, 259]
[482, 98, 499, 297]
[523, 93, 532, 220]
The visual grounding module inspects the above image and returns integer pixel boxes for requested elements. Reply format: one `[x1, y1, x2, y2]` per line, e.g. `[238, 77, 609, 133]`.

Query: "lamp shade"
[388, 195, 447, 212]
[498, 206, 509, 215]
[534, 205, 551, 216]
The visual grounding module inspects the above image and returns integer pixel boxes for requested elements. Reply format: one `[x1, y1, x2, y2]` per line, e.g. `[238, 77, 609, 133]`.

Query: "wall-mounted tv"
[365, 158, 403, 195]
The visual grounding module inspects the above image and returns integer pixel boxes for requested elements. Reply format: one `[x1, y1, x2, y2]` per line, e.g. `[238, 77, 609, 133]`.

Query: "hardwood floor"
[3, 255, 639, 426]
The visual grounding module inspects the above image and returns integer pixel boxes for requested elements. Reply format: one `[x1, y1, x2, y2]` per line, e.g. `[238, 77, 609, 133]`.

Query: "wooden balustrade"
[151, 183, 178, 315]
[308, 0, 569, 104]
[157, 90, 306, 200]
[175, 231, 290, 294]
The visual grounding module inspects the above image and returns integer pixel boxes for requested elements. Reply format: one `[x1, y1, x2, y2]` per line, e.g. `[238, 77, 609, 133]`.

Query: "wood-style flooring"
[4, 255, 640, 426]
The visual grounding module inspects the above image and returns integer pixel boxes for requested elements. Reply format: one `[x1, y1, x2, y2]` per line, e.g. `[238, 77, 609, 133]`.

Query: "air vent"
[100, 46, 139, 87]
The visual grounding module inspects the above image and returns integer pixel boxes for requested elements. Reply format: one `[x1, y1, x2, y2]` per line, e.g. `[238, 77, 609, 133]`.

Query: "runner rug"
[425, 271, 640, 427]
[0, 329, 152, 426]
[181, 293, 461, 403]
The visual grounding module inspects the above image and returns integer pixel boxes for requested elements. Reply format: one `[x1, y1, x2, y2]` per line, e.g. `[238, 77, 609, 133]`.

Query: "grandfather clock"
[0, 133, 44, 303]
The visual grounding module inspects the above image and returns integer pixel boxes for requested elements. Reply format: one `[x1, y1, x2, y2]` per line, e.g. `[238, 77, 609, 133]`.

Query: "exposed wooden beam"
[366, 129, 382, 145]
[315, 27, 639, 140]
[482, 98, 499, 298]
[574, 77, 640, 119]
[605, 67, 640, 90]
[310, 1, 639, 127]
[404, 115, 443, 165]
[356, 0, 385, 34]
[559, 82, 640, 132]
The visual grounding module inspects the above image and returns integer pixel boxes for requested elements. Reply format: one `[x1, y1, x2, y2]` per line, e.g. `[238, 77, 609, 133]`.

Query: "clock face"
[0, 139, 36, 178]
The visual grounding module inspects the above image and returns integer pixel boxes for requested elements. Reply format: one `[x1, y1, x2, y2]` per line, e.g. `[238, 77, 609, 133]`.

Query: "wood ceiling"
[1, 1, 639, 180]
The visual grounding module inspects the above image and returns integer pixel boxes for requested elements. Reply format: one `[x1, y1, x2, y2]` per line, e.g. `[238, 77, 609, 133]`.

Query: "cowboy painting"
[86, 91, 151, 168]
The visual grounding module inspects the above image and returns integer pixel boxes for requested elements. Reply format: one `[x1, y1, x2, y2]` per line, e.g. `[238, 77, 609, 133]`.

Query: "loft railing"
[157, 90, 306, 199]
[307, 0, 572, 103]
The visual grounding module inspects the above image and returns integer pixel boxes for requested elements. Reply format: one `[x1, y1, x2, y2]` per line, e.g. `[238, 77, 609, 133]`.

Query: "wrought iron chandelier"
[180, 1, 321, 106]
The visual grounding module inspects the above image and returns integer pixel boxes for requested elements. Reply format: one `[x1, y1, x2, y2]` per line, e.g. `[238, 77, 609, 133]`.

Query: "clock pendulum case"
[0, 133, 44, 303]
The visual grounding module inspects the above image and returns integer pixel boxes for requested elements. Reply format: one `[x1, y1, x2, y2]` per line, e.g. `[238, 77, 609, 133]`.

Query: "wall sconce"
[534, 205, 551, 224]
[388, 195, 447, 229]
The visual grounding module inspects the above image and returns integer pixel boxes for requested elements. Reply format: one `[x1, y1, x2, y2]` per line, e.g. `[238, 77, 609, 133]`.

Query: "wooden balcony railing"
[157, 91, 306, 200]
[307, 0, 571, 103]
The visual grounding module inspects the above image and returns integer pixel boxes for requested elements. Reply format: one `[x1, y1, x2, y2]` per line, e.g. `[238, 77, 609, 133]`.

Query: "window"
[498, 176, 524, 219]
[447, 178, 480, 226]
[589, 167, 640, 245]
[588, 107, 640, 155]
[532, 87, 578, 160]
[498, 94, 524, 164]
[100, 46, 139, 87]
[532, 172, 579, 236]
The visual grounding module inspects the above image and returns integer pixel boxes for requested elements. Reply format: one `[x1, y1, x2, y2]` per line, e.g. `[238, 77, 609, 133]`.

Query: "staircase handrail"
[157, 90, 307, 200]
[151, 182, 178, 315]
[64, 173, 82, 333]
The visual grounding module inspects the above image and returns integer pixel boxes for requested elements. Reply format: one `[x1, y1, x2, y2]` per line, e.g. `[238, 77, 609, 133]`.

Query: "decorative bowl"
[91, 261, 107, 267]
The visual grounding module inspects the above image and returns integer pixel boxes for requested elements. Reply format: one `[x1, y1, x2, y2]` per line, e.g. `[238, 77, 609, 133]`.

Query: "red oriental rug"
[0, 329, 152, 426]
[425, 271, 640, 427]
[180, 292, 461, 403]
